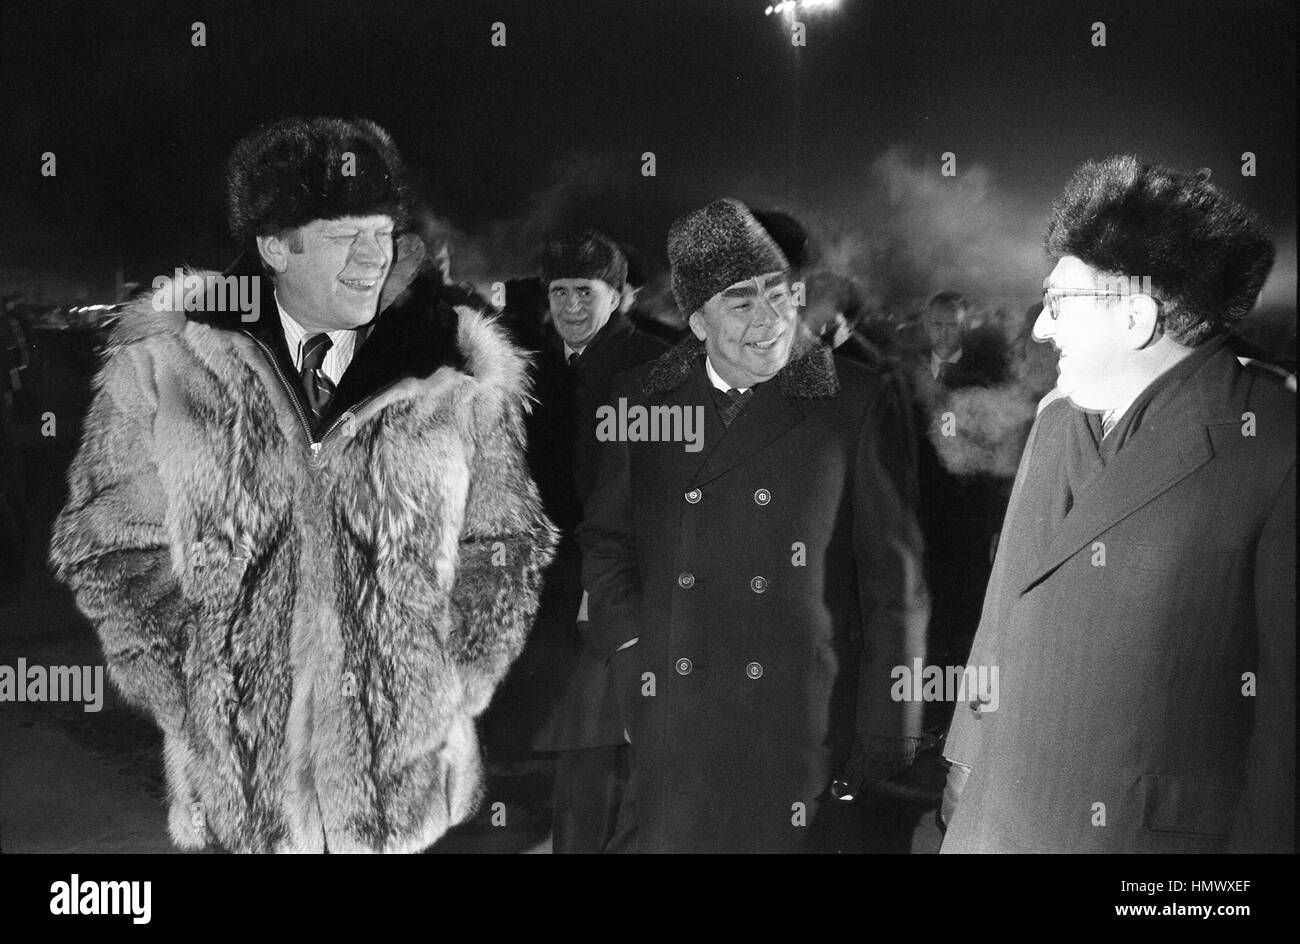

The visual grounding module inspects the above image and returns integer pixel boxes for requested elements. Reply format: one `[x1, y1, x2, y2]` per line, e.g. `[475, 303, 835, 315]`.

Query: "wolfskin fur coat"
[49, 256, 557, 853]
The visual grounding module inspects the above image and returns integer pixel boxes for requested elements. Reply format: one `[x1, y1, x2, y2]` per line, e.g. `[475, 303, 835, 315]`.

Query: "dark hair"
[928, 291, 968, 314]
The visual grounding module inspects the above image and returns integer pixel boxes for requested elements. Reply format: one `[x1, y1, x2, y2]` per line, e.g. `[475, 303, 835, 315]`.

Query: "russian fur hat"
[1045, 155, 1274, 345]
[539, 230, 627, 291]
[226, 116, 412, 244]
[668, 198, 789, 316]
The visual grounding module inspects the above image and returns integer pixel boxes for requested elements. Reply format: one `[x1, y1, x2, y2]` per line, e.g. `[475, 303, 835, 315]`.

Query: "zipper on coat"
[246, 332, 319, 456]
[245, 330, 397, 459]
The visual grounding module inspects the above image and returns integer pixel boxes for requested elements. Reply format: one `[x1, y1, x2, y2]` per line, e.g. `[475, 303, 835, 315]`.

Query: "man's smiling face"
[548, 277, 620, 349]
[1034, 255, 1134, 411]
[269, 215, 395, 331]
[690, 271, 796, 389]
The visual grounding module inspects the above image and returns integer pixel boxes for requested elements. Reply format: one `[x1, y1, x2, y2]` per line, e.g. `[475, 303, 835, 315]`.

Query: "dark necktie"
[300, 333, 336, 422]
[716, 387, 752, 428]
[567, 350, 582, 369]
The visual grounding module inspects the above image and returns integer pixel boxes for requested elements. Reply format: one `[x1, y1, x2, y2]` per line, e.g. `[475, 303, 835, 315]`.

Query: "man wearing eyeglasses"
[940, 156, 1294, 853]
[578, 198, 928, 852]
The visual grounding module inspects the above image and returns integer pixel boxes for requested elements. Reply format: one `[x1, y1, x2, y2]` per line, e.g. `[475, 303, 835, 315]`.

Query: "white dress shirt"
[275, 294, 357, 386]
[705, 356, 750, 394]
[930, 347, 963, 380]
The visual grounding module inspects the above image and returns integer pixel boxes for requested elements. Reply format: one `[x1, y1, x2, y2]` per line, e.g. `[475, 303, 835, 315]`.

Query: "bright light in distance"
[765, 0, 840, 16]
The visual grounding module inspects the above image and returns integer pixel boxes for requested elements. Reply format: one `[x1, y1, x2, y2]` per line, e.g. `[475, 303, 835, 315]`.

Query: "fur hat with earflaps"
[226, 116, 412, 245]
[668, 198, 789, 316]
[1045, 155, 1275, 346]
[539, 231, 627, 290]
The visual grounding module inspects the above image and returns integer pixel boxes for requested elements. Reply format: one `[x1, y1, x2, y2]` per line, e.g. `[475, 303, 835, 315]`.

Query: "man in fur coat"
[48, 117, 557, 853]
[941, 156, 1294, 853]
[579, 198, 929, 853]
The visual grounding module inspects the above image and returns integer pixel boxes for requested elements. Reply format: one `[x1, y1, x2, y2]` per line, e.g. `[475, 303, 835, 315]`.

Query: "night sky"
[1, 0, 1295, 323]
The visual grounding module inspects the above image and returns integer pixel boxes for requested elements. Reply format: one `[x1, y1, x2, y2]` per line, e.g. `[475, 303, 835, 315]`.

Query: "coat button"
[754, 488, 771, 505]
[750, 575, 768, 593]
[685, 488, 701, 504]
[676, 657, 693, 676]
[746, 661, 764, 679]
[678, 572, 695, 589]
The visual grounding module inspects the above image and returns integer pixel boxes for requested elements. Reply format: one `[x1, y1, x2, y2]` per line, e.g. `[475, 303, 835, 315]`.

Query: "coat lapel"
[642, 335, 838, 488]
[1018, 377, 1218, 593]
[691, 375, 810, 487]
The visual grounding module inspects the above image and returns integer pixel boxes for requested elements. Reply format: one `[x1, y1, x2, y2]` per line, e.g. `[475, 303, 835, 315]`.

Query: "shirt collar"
[705, 356, 749, 393]
[931, 347, 963, 376]
[275, 292, 354, 367]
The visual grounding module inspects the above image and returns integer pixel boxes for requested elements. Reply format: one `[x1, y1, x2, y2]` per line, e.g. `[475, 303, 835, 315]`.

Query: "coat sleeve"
[876, 366, 921, 508]
[850, 380, 930, 783]
[574, 376, 642, 663]
[1230, 461, 1296, 852]
[47, 343, 193, 732]
[447, 391, 559, 716]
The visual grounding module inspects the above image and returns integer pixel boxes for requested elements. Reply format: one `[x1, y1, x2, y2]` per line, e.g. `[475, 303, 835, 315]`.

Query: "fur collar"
[105, 254, 530, 427]
[643, 332, 839, 399]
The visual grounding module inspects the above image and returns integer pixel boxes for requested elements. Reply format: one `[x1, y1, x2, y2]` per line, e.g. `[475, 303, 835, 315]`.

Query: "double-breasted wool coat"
[49, 254, 557, 853]
[942, 338, 1295, 853]
[578, 335, 929, 853]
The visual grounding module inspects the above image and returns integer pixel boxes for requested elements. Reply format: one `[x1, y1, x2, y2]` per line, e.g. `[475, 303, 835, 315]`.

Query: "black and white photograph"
[0, 0, 1293, 888]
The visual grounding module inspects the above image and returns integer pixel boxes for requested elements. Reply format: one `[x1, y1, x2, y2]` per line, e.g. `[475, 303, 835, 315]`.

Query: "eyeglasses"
[1041, 288, 1147, 320]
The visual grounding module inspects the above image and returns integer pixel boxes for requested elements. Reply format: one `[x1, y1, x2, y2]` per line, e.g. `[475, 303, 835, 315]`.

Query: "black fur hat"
[619, 242, 648, 290]
[669, 198, 789, 316]
[539, 231, 627, 290]
[226, 116, 412, 245]
[752, 209, 817, 272]
[1045, 155, 1275, 345]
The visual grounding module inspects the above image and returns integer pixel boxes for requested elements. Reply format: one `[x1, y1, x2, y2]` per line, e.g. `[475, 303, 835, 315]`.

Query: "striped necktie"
[300, 333, 336, 422]
[716, 387, 752, 428]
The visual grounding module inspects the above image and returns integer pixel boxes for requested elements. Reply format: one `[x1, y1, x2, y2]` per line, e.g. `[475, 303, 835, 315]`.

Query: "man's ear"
[604, 284, 622, 315]
[256, 234, 291, 275]
[1122, 294, 1161, 349]
[688, 310, 708, 341]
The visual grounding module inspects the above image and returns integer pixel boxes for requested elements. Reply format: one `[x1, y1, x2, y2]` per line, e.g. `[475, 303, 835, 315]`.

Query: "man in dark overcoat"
[510, 232, 667, 852]
[907, 294, 1015, 676]
[941, 156, 1294, 853]
[579, 198, 929, 853]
